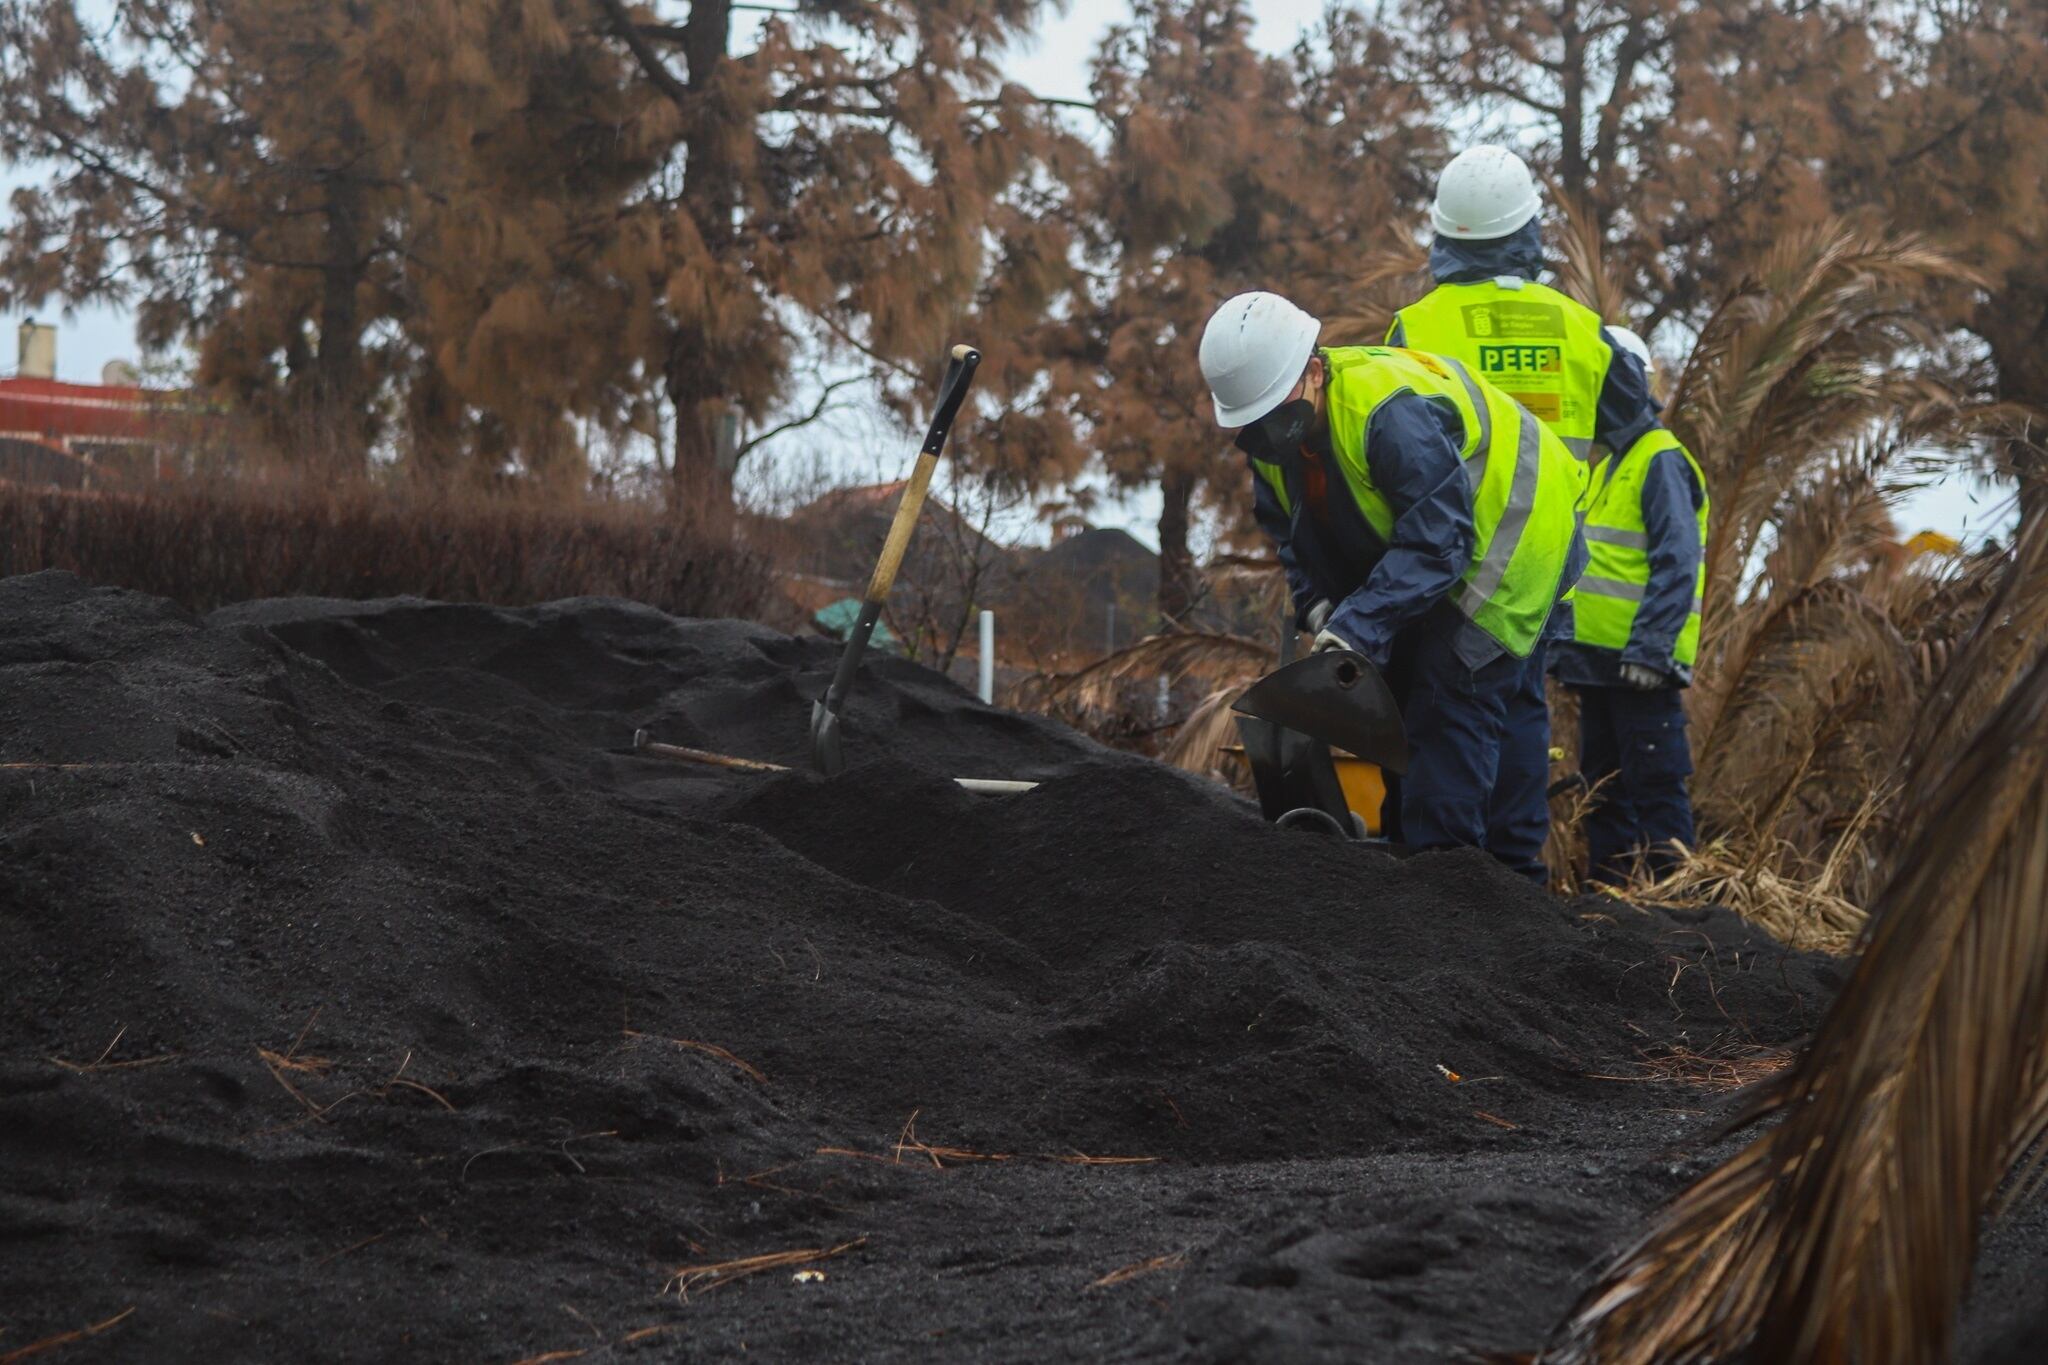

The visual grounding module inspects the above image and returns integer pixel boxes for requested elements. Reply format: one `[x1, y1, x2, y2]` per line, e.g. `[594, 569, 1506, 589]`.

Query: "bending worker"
[1550, 328, 1708, 883]
[1386, 144, 1685, 878]
[1200, 291, 1582, 880]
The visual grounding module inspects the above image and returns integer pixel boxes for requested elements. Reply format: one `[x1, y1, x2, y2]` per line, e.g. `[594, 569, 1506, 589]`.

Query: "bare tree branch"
[736, 376, 866, 459]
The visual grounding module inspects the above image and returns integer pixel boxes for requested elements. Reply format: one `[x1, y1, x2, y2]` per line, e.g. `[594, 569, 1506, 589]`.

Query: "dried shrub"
[0, 477, 787, 623]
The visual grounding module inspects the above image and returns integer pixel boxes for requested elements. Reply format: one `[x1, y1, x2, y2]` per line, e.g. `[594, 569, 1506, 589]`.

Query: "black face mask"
[1234, 397, 1315, 465]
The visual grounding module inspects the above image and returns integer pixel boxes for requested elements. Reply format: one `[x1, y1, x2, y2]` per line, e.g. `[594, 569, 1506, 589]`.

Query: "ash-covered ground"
[2, 571, 2042, 1362]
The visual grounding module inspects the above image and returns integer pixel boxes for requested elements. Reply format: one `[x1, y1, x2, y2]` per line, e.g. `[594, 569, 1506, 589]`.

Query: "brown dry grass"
[0, 476, 784, 622]
[1590, 1042, 1796, 1092]
[1616, 787, 1884, 954]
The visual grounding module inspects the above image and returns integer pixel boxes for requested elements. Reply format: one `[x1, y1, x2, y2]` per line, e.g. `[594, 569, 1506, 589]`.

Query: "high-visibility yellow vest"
[1253, 346, 1582, 659]
[1574, 429, 1710, 666]
[1390, 278, 1613, 462]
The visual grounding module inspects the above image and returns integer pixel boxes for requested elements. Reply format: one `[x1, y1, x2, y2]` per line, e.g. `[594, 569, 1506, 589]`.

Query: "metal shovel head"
[809, 699, 846, 777]
[1232, 649, 1408, 775]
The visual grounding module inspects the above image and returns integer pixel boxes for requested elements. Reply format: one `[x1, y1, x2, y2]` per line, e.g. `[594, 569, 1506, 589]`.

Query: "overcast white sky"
[0, 0, 2004, 546]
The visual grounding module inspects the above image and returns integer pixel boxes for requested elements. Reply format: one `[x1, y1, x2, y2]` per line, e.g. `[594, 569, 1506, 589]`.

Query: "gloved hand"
[1302, 598, 1335, 635]
[1618, 662, 1666, 691]
[1313, 627, 1360, 655]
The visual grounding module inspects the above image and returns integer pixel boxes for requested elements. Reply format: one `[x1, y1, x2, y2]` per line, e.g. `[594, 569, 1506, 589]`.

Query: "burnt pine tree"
[1395, 0, 2048, 500]
[1070, 0, 1436, 628]
[0, 0, 411, 463]
[592, 0, 1077, 500]
[0, 0, 665, 476]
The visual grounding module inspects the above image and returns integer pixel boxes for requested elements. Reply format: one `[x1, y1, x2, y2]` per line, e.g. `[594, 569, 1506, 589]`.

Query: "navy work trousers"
[1576, 684, 1696, 884]
[1381, 626, 1552, 883]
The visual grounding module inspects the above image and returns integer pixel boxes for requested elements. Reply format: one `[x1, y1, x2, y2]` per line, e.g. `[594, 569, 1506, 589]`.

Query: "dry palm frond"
[1323, 228, 1430, 344]
[1543, 648, 2048, 1364]
[1622, 816, 1876, 956]
[1549, 191, 1626, 324]
[1160, 684, 1250, 781]
[1666, 217, 1987, 631]
[1896, 494, 2048, 796]
[1039, 630, 1271, 715]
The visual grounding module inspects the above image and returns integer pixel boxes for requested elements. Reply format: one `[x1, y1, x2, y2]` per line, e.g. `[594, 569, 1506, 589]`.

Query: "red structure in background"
[0, 373, 192, 488]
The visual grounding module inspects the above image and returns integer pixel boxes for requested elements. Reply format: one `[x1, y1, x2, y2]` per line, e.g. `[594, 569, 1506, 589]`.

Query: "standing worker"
[1201, 291, 1582, 881]
[1387, 145, 1685, 877]
[1387, 145, 1663, 467]
[1551, 328, 1707, 882]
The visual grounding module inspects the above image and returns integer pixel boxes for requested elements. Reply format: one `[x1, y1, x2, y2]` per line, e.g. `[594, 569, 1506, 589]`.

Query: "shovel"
[1232, 648, 1408, 776]
[810, 343, 982, 775]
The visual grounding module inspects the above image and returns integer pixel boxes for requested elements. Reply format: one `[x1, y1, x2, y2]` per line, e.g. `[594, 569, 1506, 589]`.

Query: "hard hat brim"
[1430, 197, 1541, 241]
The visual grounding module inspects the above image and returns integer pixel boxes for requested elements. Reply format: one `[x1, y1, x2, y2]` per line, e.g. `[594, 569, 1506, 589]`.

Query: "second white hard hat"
[1431, 146, 1542, 241]
[1198, 291, 1323, 428]
[1607, 325, 1654, 380]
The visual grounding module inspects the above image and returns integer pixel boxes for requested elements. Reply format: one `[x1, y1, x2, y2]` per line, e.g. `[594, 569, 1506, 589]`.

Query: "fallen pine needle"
[311, 1229, 392, 1267]
[1588, 1043, 1793, 1092]
[48, 1021, 178, 1075]
[623, 1028, 767, 1084]
[1046, 1153, 1160, 1166]
[0, 1306, 136, 1363]
[256, 1046, 333, 1076]
[1474, 1110, 1519, 1131]
[505, 1322, 674, 1364]
[1091, 1252, 1187, 1288]
[893, 1110, 1011, 1168]
[666, 1237, 867, 1300]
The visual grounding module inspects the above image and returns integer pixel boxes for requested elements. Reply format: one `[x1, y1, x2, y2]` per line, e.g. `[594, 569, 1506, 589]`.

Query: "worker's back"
[1389, 277, 1612, 462]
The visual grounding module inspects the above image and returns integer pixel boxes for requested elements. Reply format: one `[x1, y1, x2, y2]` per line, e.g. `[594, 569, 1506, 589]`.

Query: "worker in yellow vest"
[1551, 328, 1708, 882]
[1200, 291, 1584, 880]
[1387, 146, 1663, 467]
[1389, 146, 1679, 879]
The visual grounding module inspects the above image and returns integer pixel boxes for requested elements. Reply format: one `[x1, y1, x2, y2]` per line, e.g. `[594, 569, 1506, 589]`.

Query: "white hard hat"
[1199, 291, 1322, 428]
[1607, 325, 1654, 380]
[1431, 146, 1542, 241]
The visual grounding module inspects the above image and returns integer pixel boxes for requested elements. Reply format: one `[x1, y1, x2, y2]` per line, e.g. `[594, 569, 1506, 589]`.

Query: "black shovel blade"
[1232, 649, 1408, 775]
[809, 699, 846, 777]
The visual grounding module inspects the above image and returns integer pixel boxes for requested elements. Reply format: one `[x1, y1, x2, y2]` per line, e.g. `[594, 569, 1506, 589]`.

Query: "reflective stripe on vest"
[1390, 279, 1613, 460]
[1319, 346, 1581, 658]
[1573, 428, 1711, 666]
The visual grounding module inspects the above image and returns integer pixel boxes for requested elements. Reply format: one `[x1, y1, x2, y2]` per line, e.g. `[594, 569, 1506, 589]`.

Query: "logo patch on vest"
[1477, 344, 1563, 374]
[1462, 300, 1565, 340]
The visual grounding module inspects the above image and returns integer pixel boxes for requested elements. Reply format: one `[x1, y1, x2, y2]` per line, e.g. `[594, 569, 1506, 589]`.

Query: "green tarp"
[813, 597, 899, 652]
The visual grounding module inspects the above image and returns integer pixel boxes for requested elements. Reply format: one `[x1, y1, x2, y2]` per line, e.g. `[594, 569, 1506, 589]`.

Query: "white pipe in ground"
[978, 609, 995, 704]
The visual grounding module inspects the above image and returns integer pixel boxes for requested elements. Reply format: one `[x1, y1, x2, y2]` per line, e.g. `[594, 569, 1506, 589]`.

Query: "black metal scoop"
[1231, 648, 1408, 776]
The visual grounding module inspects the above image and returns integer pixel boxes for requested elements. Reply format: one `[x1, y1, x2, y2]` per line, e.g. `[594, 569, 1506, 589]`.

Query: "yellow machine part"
[1331, 753, 1386, 835]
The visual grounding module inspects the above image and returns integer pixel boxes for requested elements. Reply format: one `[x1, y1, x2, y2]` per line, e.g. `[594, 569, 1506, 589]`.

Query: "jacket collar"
[1428, 220, 1545, 285]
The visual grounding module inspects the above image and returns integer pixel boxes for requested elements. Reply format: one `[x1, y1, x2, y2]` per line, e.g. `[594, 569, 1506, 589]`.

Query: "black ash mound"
[0, 571, 1903, 1363]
